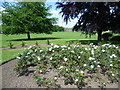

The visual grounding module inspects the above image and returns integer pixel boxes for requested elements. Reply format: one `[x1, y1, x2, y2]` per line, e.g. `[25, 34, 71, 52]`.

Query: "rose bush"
[14, 43, 120, 88]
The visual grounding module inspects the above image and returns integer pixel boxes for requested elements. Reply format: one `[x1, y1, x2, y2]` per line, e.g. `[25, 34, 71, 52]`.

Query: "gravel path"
[1, 59, 119, 88]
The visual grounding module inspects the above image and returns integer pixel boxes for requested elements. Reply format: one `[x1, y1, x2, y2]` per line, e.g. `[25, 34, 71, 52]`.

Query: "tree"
[2, 2, 56, 40]
[53, 25, 64, 32]
[56, 2, 120, 41]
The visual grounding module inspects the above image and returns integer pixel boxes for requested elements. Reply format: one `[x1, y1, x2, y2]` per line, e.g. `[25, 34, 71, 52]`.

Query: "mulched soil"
[0, 44, 50, 50]
[0, 39, 95, 50]
[1, 59, 118, 88]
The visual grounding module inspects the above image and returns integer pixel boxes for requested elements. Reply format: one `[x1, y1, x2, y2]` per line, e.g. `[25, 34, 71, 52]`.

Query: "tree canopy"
[2, 2, 56, 39]
[53, 25, 64, 32]
[56, 2, 120, 41]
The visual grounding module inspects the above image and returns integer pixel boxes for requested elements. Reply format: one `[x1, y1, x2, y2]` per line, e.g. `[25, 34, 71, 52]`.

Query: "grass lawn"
[1, 46, 49, 64]
[1, 32, 97, 47]
[1, 32, 120, 64]
[1, 49, 24, 64]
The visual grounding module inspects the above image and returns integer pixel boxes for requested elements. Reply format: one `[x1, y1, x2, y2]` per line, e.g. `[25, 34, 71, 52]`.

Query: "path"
[0, 39, 96, 49]
[0, 44, 50, 50]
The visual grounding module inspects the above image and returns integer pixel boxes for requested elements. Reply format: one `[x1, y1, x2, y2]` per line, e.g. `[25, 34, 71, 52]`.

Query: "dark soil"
[1, 59, 118, 88]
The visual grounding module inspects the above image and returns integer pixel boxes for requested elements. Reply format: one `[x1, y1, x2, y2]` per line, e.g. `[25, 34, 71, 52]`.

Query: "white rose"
[78, 56, 81, 59]
[85, 48, 88, 50]
[51, 43, 54, 46]
[16, 56, 20, 59]
[112, 73, 115, 76]
[80, 71, 84, 74]
[66, 69, 68, 71]
[52, 50, 54, 52]
[80, 51, 83, 54]
[50, 57, 52, 60]
[76, 69, 79, 71]
[71, 51, 74, 53]
[37, 56, 41, 60]
[89, 57, 95, 60]
[97, 65, 100, 68]
[64, 58, 68, 61]
[40, 50, 43, 52]
[54, 77, 57, 80]
[91, 49, 94, 55]
[102, 50, 105, 52]
[91, 65, 94, 68]
[54, 45, 59, 48]
[61, 45, 67, 48]
[49, 48, 52, 51]
[110, 64, 113, 66]
[75, 79, 78, 82]
[39, 70, 42, 73]
[68, 47, 70, 49]
[83, 64, 87, 66]
[59, 66, 63, 69]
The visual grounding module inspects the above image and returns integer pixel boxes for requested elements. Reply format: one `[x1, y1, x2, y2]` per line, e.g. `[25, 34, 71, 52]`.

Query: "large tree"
[56, 2, 120, 41]
[2, 2, 56, 39]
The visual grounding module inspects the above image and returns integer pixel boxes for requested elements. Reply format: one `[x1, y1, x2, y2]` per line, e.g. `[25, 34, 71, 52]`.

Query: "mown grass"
[1, 32, 120, 64]
[1, 46, 49, 65]
[1, 32, 97, 47]
[1, 49, 24, 64]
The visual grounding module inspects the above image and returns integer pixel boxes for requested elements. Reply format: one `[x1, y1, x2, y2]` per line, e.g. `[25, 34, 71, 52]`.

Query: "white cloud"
[57, 17, 78, 28]
[50, 10, 59, 16]
[46, 0, 59, 2]
[50, 9, 78, 28]
[0, 7, 5, 12]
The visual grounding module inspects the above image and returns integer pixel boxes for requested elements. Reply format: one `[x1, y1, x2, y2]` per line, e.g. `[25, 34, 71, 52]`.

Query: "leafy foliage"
[56, 2, 120, 41]
[2, 2, 56, 39]
[53, 25, 64, 32]
[8, 41, 13, 48]
[14, 43, 120, 88]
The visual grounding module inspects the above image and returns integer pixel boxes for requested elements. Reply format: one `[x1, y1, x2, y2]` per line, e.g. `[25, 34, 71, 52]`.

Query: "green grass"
[1, 32, 97, 47]
[1, 48, 24, 64]
[1, 32, 120, 64]
[1, 46, 49, 64]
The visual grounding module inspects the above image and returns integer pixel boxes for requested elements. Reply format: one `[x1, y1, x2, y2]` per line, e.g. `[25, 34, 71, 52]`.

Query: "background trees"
[2, 2, 56, 40]
[56, 2, 120, 41]
[53, 25, 64, 32]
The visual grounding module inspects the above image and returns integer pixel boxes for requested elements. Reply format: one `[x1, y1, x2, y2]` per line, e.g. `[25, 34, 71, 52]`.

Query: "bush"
[110, 36, 120, 41]
[14, 44, 120, 88]
[102, 33, 113, 41]
[35, 41, 38, 46]
[21, 41, 25, 47]
[8, 41, 13, 48]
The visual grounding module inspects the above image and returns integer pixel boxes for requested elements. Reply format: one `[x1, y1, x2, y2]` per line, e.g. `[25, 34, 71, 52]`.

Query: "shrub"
[47, 39, 50, 45]
[14, 44, 120, 88]
[110, 36, 120, 41]
[102, 33, 113, 41]
[8, 41, 13, 48]
[21, 41, 25, 47]
[35, 41, 38, 46]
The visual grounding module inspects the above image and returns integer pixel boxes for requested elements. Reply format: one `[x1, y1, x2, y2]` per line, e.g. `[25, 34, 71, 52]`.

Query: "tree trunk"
[27, 32, 31, 40]
[98, 31, 102, 42]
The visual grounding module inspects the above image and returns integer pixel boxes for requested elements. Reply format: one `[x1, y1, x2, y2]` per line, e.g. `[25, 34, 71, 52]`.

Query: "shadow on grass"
[68, 40, 120, 45]
[8, 37, 61, 41]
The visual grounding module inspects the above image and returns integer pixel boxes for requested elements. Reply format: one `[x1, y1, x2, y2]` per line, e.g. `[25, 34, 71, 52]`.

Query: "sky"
[0, 0, 78, 28]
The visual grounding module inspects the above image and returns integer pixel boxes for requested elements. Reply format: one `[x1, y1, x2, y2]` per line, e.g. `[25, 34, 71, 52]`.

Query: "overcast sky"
[0, 0, 78, 28]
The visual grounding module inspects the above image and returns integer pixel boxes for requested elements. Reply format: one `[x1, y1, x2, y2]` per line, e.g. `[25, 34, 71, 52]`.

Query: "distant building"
[64, 28, 72, 32]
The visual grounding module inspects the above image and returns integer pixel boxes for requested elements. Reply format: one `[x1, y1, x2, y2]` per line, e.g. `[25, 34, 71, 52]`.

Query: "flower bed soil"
[1, 59, 118, 88]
